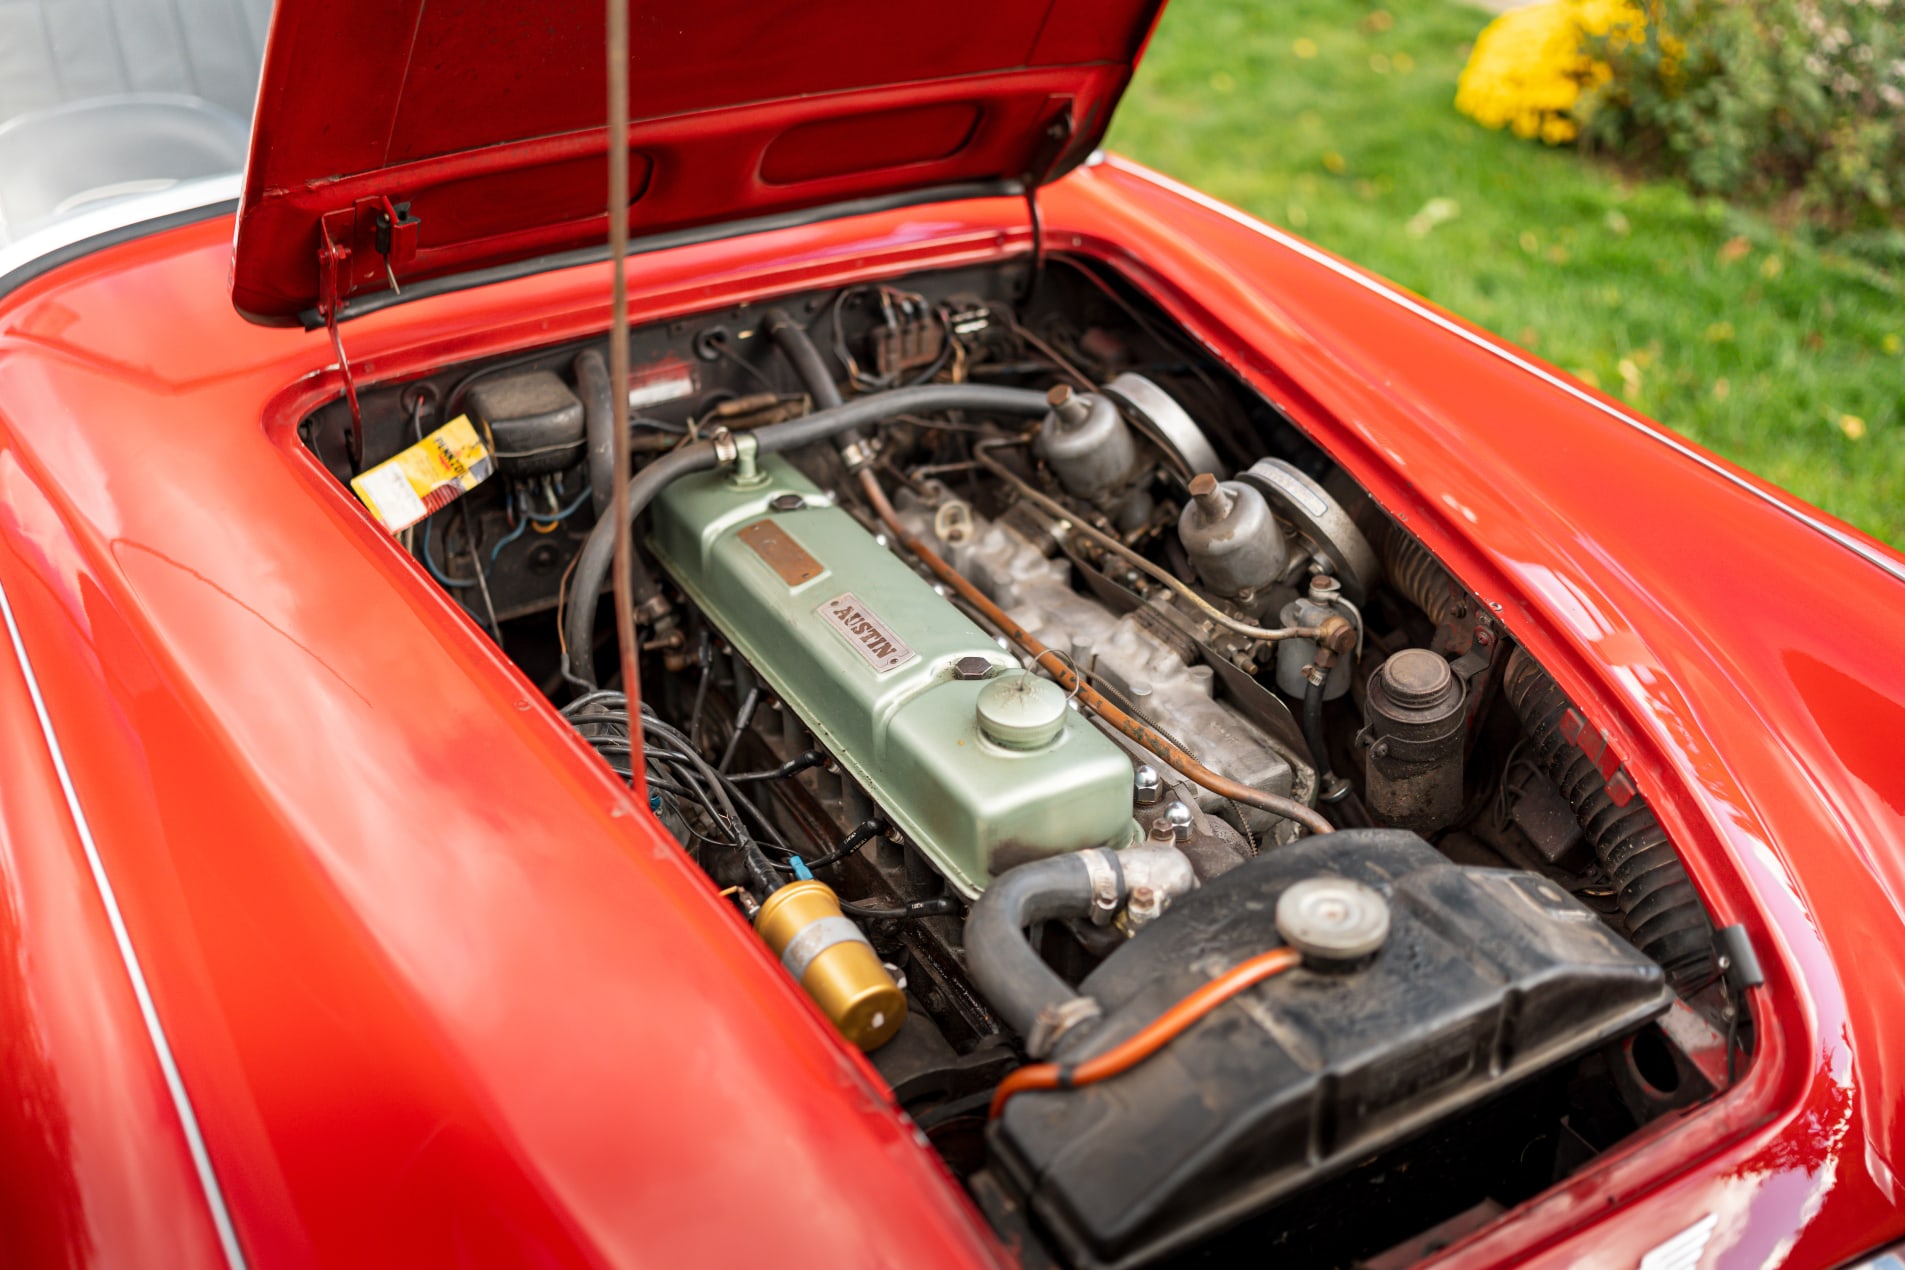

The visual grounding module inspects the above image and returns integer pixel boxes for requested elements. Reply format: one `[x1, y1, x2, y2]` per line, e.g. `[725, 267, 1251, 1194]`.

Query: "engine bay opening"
[300, 254, 1754, 1268]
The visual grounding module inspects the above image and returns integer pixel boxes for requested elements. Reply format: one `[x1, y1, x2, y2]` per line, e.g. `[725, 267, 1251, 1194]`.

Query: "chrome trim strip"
[0, 174, 241, 298]
[0, 576, 249, 1270]
[1103, 155, 1905, 589]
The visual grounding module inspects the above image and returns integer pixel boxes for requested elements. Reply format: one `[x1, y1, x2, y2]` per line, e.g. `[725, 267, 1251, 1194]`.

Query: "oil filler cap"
[1275, 877, 1390, 967]
[976, 672, 1068, 749]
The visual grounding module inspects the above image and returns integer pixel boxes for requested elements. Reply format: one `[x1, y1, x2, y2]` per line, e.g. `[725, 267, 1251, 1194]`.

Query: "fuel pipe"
[988, 947, 1302, 1118]
[1299, 629, 1373, 827]
[857, 468, 1334, 838]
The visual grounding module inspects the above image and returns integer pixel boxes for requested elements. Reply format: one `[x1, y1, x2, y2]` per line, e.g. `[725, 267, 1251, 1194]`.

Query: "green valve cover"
[648, 456, 1136, 895]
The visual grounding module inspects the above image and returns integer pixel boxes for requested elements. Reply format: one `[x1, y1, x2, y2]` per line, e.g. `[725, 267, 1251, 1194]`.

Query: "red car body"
[1, 4, 1903, 1268]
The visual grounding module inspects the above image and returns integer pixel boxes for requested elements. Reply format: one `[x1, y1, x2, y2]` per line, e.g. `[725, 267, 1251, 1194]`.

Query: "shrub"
[1584, 0, 1905, 225]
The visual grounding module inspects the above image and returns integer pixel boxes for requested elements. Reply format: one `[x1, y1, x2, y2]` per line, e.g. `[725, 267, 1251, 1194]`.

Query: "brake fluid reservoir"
[647, 456, 1138, 895]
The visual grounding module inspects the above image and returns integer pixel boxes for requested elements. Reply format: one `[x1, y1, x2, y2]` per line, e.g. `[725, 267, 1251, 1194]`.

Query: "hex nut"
[952, 655, 995, 681]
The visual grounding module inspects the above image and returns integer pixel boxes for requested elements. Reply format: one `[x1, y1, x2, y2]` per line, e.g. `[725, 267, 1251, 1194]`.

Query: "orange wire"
[989, 946, 1303, 1120]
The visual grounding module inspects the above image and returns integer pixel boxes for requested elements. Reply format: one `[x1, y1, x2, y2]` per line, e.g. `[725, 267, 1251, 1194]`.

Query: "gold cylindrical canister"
[754, 880, 905, 1050]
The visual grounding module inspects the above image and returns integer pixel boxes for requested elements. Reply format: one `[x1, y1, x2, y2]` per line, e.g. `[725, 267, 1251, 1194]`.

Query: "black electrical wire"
[685, 629, 714, 747]
[841, 896, 959, 920]
[459, 497, 504, 646]
[642, 745, 795, 858]
[715, 684, 762, 774]
[727, 750, 829, 783]
[638, 712, 781, 893]
[804, 819, 886, 871]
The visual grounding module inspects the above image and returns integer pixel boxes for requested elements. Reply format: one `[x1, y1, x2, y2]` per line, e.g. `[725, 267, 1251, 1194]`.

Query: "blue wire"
[488, 516, 529, 564]
[523, 487, 592, 524]
[487, 485, 588, 567]
[419, 513, 476, 589]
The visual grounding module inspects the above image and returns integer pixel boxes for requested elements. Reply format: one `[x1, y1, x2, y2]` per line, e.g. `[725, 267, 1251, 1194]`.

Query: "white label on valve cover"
[817, 592, 915, 673]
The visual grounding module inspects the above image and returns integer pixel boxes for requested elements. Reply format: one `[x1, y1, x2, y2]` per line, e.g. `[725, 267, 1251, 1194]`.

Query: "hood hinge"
[315, 197, 421, 466]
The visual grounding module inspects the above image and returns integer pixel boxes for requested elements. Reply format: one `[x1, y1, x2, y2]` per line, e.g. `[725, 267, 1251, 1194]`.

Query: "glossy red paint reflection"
[0, 154, 1899, 1268]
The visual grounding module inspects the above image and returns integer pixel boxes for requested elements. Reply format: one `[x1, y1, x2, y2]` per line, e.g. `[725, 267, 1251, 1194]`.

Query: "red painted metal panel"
[0, 217, 1005, 1267]
[231, 0, 1163, 322]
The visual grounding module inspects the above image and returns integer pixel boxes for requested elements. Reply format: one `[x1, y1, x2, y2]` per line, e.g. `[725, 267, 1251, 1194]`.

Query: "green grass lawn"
[1107, 0, 1905, 547]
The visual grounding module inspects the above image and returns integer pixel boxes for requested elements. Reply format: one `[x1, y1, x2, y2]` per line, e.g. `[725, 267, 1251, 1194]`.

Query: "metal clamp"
[1027, 995, 1102, 1060]
[1079, 847, 1125, 927]
[779, 915, 872, 983]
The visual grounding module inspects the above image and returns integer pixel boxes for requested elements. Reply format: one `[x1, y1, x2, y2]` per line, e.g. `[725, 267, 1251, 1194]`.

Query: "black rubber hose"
[575, 348, 617, 519]
[965, 851, 1123, 1053]
[566, 347, 663, 684]
[1302, 676, 1335, 788]
[765, 307, 883, 481]
[564, 383, 1051, 683]
[764, 309, 844, 409]
[1502, 649, 1715, 990]
[1302, 676, 1371, 828]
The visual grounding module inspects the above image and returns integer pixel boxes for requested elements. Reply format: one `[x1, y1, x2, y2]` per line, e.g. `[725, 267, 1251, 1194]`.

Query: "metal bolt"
[1475, 627, 1495, 647]
[1164, 801, 1195, 843]
[1187, 472, 1233, 521]
[952, 655, 994, 681]
[1134, 764, 1163, 806]
[1045, 383, 1090, 431]
[769, 493, 806, 512]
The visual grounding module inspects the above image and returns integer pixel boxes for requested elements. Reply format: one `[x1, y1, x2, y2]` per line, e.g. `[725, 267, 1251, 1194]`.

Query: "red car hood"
[231, 0, 1164, 325]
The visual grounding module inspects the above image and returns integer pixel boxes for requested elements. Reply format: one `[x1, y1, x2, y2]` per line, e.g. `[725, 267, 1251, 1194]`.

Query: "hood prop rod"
[605, 0, 645, 799]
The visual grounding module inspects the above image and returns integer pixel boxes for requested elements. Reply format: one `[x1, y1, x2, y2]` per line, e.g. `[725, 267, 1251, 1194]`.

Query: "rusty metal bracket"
[316, 217, 364, 466]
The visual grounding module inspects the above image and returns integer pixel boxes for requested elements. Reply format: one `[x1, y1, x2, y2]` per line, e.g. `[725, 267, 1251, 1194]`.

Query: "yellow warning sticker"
[349, 415, 495, 533]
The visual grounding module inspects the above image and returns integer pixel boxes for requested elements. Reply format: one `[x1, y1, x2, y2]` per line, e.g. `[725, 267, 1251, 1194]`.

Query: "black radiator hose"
[1502, 649, 1715, 990]
[764, 309, 844, 409]
[563, 383, 1052, 684]
[575, 348, 618, 520]
[965, 851, 1123, 1056]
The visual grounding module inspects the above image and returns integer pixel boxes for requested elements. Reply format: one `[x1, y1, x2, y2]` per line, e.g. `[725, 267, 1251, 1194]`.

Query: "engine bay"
[302, 256, 1753, 1268]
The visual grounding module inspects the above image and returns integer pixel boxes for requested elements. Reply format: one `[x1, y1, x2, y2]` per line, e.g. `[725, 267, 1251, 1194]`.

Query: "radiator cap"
[1275, 876, 1390, 964]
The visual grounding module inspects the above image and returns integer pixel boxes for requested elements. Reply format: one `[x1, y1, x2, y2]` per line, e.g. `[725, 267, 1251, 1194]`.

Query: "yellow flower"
[1839, 414, 1867, 440]
[1455, 0, 1648, 147]
[1293, 37, 1319, 59]
[1884, 333, 1902, 355]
